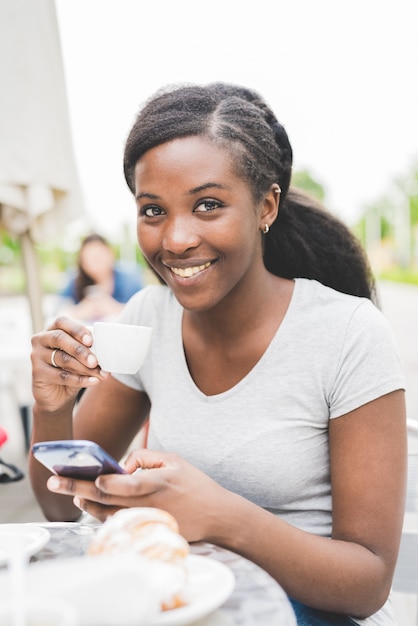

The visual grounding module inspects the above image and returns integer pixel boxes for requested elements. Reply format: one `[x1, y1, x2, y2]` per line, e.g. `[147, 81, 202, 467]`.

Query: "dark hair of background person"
[124, 82, 376, 304]
[74, 233, 111, 302]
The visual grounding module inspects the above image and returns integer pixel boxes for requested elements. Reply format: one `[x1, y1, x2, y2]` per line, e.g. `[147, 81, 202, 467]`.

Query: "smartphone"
[32, 440, 127, 481]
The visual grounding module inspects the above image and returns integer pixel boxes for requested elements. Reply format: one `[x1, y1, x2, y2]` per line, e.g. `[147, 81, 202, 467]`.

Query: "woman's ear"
[259, 184, 281, 232]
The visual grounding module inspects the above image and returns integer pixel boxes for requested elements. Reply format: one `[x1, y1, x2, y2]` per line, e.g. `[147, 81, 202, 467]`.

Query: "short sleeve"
[329, 300, 405, 418]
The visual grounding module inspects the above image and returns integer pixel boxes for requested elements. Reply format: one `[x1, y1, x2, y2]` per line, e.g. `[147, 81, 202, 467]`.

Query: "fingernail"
[73, 496, 81, 508]
[82, 333, 92, 346]
[87, 354, 97, 367]
[47, 476, 60, 490]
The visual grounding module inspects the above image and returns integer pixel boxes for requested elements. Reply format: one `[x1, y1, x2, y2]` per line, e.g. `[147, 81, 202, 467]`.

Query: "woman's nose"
[162, 215, 200, 253]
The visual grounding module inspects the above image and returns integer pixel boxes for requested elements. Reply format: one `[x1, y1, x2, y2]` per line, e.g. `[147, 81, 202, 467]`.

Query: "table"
[29, 522, 297, 625]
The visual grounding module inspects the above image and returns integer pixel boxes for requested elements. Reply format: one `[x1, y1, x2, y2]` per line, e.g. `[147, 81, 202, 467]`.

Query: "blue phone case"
[32, 440, 127, 480]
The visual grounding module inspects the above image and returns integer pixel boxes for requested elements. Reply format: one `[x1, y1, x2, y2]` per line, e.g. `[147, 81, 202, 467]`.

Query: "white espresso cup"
[91, 322, 152, 374]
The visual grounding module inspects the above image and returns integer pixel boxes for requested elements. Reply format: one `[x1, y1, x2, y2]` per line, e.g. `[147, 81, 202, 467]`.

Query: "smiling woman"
[29, 83, 406, 626]
[133, 135, 277, 314]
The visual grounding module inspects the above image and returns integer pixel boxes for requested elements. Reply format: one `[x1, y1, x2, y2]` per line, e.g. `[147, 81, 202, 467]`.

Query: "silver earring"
[263, 224, 269, 234]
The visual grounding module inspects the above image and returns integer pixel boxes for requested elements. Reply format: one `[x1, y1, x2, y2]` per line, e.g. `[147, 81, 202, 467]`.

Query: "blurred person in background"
[59, 233, 144, 323]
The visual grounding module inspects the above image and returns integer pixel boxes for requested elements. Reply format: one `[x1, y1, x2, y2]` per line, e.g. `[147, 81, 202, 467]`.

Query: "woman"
[30, 83, 406, 625]
[59, 233, 143, 322]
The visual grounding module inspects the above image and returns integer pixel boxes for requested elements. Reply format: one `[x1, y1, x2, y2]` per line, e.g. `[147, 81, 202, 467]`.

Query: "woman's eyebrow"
[136, 182, 228, 202]
[189, 182, 228, 195]
[135, 191, 159, 201]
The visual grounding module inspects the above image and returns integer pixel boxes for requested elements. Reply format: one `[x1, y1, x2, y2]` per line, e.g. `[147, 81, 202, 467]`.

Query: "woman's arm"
[214, 390, 407, 617]
[29, 316, 150, 521]
[30, 378, 149, 521]
[73, 377, 150, 461]
[48, 389, 406, 618]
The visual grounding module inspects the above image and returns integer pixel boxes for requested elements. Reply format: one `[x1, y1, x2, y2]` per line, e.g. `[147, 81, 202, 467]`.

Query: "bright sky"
[55, 0, 418, 239]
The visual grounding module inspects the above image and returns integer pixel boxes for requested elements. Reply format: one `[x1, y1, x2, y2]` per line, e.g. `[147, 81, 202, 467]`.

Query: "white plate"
[155, 555, 235, 626]
[0, 553, 235, 626]
[0, 524, 50, 565]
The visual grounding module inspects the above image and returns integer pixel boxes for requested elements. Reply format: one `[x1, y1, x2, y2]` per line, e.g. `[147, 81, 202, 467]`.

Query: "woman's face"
[80, 241, 114, 281]
[134, 136, 270, 312]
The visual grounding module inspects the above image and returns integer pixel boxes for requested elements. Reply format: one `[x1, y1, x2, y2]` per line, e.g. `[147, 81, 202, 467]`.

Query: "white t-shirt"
[114, 278, 405, 626]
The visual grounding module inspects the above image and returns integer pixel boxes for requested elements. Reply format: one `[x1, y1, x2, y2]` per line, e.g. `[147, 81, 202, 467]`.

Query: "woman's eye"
[141, 205, 164, 217]
[195, 199, 221, 213]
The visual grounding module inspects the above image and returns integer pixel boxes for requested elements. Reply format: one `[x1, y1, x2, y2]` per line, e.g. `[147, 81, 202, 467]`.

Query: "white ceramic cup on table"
[90, 322, 153, 374]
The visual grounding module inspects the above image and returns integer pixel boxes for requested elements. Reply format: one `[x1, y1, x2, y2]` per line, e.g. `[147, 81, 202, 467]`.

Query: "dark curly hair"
[124, 82, 376, 303]
[124, 83, 292, 204]
[74, 233, 111, 303]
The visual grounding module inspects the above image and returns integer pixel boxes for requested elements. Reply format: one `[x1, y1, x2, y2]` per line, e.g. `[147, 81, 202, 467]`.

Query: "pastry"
[88, 507, 190, 609]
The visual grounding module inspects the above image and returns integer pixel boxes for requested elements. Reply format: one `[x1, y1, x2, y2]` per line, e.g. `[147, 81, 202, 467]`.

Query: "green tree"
[354, 157, 418, 278]
[406, 165, 418, 227]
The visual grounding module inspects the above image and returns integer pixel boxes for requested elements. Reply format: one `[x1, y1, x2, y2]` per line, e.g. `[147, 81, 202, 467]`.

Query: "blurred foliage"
[291, 169, 325, 201]
[353, 197, 394, 242]
[409, 168, 418, 225]
[378, 267, 418, 285]
[355, 159, 418, 238]
[354, 158, 418, 280]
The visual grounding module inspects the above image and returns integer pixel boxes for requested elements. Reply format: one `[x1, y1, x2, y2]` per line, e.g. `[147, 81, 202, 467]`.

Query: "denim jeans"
[289, 598, 360, 626]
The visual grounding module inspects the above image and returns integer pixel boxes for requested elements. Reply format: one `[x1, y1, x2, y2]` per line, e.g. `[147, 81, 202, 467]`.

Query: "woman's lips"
[169, 261, 212, 278]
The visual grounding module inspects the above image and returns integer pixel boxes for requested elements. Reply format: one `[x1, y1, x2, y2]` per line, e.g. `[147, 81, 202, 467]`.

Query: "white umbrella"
[0, 0, 84, 333]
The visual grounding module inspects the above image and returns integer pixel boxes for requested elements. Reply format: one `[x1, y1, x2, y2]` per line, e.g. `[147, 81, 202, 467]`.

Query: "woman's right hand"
[31, 316, 109, 414]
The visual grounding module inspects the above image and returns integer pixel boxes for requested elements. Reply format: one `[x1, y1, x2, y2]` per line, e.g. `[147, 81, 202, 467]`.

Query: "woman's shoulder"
[292, 278, 387, 333]
[294, 278, 376, 311]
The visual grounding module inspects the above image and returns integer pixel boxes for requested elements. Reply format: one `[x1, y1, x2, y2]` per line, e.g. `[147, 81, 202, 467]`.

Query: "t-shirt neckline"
[176, 279, 301, 401]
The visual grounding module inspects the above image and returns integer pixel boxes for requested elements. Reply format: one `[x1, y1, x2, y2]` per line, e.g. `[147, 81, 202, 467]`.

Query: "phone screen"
[32, 440, 127, 481]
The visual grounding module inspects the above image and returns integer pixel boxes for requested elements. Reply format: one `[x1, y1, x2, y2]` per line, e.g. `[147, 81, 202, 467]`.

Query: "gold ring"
[50, 348, 59, 368]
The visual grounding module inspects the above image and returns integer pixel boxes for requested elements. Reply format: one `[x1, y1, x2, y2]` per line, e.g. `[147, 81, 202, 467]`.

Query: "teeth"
[171, 262, 211, 278]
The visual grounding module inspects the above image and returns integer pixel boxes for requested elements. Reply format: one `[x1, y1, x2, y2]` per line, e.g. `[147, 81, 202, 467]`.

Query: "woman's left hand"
[46, 449, 230, 542]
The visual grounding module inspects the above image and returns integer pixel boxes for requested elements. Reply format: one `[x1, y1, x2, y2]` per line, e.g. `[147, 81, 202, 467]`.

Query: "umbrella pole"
[20, 231, 44, 334]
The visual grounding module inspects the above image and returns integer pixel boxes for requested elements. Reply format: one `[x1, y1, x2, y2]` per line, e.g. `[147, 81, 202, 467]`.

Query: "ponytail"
[265, 187, 378, 304]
